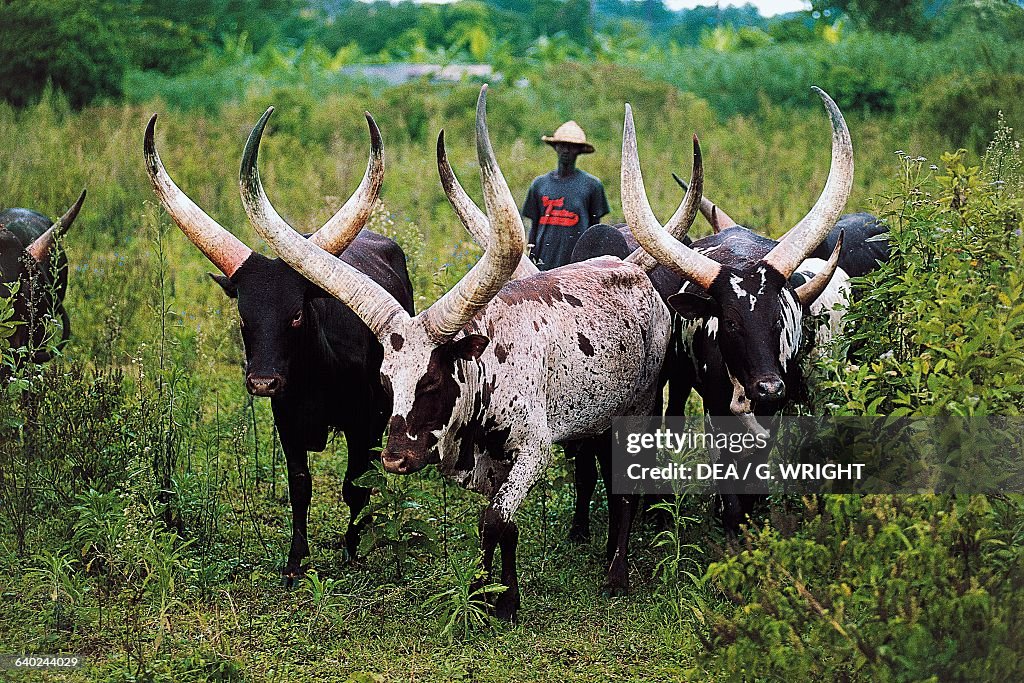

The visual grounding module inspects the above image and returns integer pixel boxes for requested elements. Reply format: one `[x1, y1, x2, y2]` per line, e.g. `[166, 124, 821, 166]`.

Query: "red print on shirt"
[539, 195, 579, 227]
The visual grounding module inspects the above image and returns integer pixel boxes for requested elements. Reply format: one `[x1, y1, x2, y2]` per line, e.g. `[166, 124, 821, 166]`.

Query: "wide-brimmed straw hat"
[541, 121, 595, 154]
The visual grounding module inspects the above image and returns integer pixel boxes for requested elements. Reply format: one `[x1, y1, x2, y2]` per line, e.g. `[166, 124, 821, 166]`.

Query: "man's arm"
[522, 179, 542, 261]
[590, 180, 611, 225]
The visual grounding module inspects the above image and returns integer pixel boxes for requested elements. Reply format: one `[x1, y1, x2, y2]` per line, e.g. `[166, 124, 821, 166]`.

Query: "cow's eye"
[774, 318, 784, 331]
[290, 310, 303, 328]
[726, 319, 739, 331]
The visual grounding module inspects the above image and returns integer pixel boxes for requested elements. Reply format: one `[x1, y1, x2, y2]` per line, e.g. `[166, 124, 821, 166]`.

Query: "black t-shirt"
[521, 170, 610, 270]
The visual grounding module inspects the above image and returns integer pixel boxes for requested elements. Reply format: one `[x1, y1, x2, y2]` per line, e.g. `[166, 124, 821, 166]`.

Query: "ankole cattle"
[673, 174, 889, 279]
[439, 120, 704, 550]
[624, 87, 854, 530]
[247, 86, 686, 621]
[144, 113, 414, 583]
[562, 217, 694, 541]
[0, 190, 85, 366]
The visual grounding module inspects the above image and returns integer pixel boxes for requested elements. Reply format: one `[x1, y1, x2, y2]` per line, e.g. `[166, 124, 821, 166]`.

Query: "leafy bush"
[699, 494, 1024, 681]
[691, 125, 1024, 682]
[0, 284, 19, 367]
[631, 30, 1024, 117]
[0, 0, 128, 107]
[352, 462, 441, 579]
[819, 126, 1024, 417]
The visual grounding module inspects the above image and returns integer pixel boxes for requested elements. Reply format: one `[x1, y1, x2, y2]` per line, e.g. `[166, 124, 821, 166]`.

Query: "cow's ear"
[667, 291, 718, 319]
[209, 273, 238, 298]
[451, 334, 489, 360]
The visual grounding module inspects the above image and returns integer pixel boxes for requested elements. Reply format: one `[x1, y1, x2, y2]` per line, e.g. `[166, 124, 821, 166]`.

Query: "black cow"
[0, 191, 85, 366]
[625, 88, 854, 531]
[674, 173, 889, 279]
[565, 223, 685, 541]
[809, 212, 888, 278]
[144, 113, 414, 582]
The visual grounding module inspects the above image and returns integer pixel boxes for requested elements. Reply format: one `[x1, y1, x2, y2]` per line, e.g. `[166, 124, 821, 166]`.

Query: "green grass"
[0, 430, 725, 681]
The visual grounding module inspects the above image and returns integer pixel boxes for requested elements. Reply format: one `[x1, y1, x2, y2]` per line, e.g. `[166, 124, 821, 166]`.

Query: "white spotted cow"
[242, 86, 702, 621]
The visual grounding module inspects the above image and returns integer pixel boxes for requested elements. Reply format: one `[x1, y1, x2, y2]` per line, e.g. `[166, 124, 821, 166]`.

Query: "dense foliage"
[693, 127, 1024, 681]
[821, 124, 1024, 416]
[702, 494, 1024, 681]
[3, 0, 1023, 152]
[0, 0, 128, 108]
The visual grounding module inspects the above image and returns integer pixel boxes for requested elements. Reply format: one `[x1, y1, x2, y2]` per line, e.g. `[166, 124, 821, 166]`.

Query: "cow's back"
[489, 258, 671, 442]
[0, 208, 69, 302]
[572, 222, 684, 300]
[809, 213, 889, 278]
[0, 208, 51, 245]
[278, 229, 414, 447]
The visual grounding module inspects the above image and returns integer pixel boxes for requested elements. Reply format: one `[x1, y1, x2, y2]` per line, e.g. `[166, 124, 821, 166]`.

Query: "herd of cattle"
[0, 85, 889, 622]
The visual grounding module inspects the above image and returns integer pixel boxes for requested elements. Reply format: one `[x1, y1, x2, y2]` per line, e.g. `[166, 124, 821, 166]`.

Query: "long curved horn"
[672, 172, 738, 232]
[422, 85, 525, 342]
[242, 113, 410, 336]
[437, 129, 537, 279]
[25, 188, 86, 262]
[241, 108, 383, 257]
[621, 104, 720, 289]
[145, 115, 252, 277]
[795, 229, 844, 306]
[763, 87, 853, 278]
[625, 134, 704, 271]
[309, 111, 384, 254]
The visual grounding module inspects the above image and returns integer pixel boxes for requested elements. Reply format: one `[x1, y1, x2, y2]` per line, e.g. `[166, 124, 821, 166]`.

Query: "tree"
[0, 0, 129, 107]
[811, 0, 932, 36]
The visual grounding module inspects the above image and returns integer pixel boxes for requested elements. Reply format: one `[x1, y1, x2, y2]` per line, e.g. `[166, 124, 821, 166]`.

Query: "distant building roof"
[340, 63, 496, 86]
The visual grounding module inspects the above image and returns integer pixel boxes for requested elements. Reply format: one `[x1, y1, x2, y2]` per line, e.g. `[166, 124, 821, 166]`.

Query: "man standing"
[522, 121, 610, 270]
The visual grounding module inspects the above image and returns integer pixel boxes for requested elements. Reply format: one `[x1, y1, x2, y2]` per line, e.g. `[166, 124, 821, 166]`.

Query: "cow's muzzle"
[752, 376, 785, 402]
[246, 373, 286, 397]
[381, 447, 428, 475]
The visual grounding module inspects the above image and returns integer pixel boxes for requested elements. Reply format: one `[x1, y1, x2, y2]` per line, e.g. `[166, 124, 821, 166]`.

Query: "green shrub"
[698, 494, 1024, 681]
[0, 284, 19, 368]
[692, 124, 1024, 683]
[818, 128, 1024, 417]
[632, 30, 1024, 117]
[0, 0, 128, 108]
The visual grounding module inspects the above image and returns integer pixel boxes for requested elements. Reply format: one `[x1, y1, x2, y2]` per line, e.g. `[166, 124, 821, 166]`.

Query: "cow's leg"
[482, 442, 551, 621]
[278, 426, 312, 585]
[479, 506, 520, 622]
[565, 439, 598, 543]
[705, 410, 754, 537]
[340, 423, 377, 560]
[596, 437, 636, 595]
[597, 444, 637, 596]
[604, 494, 638, 596]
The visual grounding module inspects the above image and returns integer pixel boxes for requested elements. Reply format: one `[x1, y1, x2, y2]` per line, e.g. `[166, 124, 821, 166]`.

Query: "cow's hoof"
[493, 591, 520, 623]
[280, 563, 307, 587]
[600, 580, 629, 598]
[567, 523, 590, 544]
[601, 567, 630, 597]
[344, 529, 363, 560]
